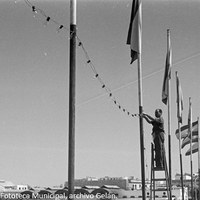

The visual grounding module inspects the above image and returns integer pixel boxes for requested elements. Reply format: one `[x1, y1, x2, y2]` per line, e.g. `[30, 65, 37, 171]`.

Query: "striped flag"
[182, 135, 198, 149]
[175, 120, 198, 139]
[185, 104, 199, 156]
[176, 72, 184, 123]
[127, 0, 142, 64]
[162, 29, 172, 105]
[185, 142, 198, 156]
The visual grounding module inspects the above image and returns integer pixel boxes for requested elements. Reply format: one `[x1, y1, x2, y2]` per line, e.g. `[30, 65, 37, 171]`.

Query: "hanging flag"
[182, 135, 198, 149]
[185, 142, 198, 156]
[175, 121, 198, 139]
[176, 72, 184, 123]
[126, 0, 142, 64]
[162, 29, 172, 105]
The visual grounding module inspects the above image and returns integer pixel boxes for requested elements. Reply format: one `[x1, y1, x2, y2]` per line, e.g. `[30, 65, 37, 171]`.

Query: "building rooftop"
[82, 186, 100, 189]
[101, 185, 120, 189]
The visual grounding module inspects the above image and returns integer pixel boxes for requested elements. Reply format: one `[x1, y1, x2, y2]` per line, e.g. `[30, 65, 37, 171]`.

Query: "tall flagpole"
[136, 1, 146, 199]
[189, 97, 193, 200]
[178, 121, 185, 200]
[198, 117, 200, 200]
[176, 71, 184, 200]
[137, 52, 146, 200]
[126, 1, 145, 199]
[68, 0, 76, 199]
[167, 29, 172, 199]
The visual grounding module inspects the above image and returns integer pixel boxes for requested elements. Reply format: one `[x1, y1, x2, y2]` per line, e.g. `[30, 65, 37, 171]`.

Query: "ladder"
[150, 143, 172, 200]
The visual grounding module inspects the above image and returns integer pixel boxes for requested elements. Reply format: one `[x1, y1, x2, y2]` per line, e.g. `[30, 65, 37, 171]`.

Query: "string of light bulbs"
[22, 0, 140, 118]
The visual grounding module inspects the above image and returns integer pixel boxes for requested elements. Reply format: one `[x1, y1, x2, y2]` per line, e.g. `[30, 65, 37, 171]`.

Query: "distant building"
[0, 180, 30, 192]
[65, 176, 129, 190]
[85, 177, 98, 181]
[65, 176, 151, 190]
[16, 185, 28, 191]
[175, 173, 192, 180]
[128, 178, 150, 190]
[0, 180, 15, 191]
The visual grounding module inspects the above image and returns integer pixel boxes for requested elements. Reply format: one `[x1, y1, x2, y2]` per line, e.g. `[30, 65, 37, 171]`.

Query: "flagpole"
[137, 3, 145, 199]
[178, 122, 185, 200]
[137, 52, 146, 200]
[126, 1, 145, 198]
[197, 117, 200, 200]
[68, 0, 76, 199]
[189, 97, 194, 200]
[176, 71, 184, 200]
[167, 29, 172, 200]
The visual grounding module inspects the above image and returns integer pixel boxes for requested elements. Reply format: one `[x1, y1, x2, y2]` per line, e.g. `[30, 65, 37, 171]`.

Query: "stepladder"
[150, 143, 172, 200]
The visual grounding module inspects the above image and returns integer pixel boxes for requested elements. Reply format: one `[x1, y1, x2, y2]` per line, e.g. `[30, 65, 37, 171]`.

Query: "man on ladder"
[143, 109, 172, 200]
[143, 109, 165, 168]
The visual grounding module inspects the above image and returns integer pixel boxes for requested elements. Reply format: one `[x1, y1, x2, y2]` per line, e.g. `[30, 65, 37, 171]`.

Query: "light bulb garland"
[76, 34, 140, 118]
[23, 0, 140, 119]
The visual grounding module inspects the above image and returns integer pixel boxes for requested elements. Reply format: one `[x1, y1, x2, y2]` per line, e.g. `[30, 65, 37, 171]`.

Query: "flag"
[162, 29, 172, 105]
[127, 0, 142, 64]
[175, 120, 198, 139]
[182, 135, 198, 149]
[187, 97, 194, 157]
[176, 72, 184, 123]
[185, 142, 198, 156]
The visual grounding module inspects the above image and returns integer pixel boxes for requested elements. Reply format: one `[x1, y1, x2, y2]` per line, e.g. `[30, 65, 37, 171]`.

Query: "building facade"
[16, 185, 28, 191]
[65, 176, 129, 190]
[65, 176, 151, 190]
[0, 180, 15, 191]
